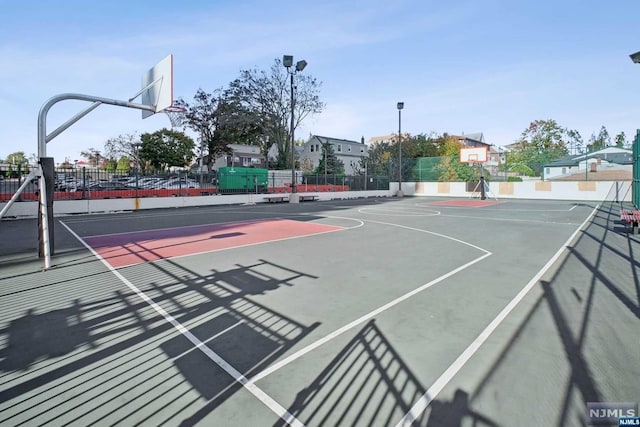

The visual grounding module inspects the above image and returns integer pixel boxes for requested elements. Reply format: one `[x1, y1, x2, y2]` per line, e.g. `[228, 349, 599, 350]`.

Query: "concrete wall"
[393, 180, 632, 201]
[0, 190, 392, 218]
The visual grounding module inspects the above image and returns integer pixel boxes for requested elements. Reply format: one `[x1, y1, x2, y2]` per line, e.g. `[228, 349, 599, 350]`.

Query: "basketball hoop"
[162, 104, 186, 128]
[459, 147, 487, 163]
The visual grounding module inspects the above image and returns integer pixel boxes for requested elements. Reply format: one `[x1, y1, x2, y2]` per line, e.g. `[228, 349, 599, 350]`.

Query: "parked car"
[69, 181, 131, 192]
[160, 178, 201, 189]
[137, 177, 167, 189]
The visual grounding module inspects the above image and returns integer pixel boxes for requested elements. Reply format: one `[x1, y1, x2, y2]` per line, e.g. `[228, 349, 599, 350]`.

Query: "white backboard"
[141, 54, 173, 119]
[460, 147, 488, 163]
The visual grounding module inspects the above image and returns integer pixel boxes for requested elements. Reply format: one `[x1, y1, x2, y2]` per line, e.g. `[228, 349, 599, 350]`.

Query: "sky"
[1, 0, 640, 163]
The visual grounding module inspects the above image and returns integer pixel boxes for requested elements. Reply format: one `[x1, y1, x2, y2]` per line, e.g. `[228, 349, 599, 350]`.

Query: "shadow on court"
[455, 201, 640, 426]
[0, 254, 320, 425]
[1, 198, 639, 425]
[273, 320, 497, 427]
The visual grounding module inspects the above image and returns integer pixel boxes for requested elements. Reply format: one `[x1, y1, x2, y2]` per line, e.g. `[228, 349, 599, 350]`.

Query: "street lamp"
[133, 142, 142, 195]
[630, 51, 640, 64]
[283, 54, 307, 200]
[95, 151, 101, 177]
[133, 143, 142, 172]
[397, 101, 404, 197]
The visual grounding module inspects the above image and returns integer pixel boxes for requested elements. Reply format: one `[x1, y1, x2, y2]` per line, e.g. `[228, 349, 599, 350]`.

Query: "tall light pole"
[397, 101, 404, 197]
[283, 55, 307, 201]
[630, 51, 640, 207]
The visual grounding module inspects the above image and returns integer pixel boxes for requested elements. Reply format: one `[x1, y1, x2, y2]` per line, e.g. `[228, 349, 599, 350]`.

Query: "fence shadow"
[0, 255, 319, 426]
[457, 201, 640, 426]
[274, 320, 497, 427]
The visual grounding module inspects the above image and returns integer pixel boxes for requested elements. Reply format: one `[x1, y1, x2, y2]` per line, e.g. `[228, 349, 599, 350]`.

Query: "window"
[310, 145, 314, 152]
[562, 167, 566, 175]
[360, 147, 365, 153]
[243, 157, 250, 167]
[347, 146, 351, 152]
[336, 144, 342, 152]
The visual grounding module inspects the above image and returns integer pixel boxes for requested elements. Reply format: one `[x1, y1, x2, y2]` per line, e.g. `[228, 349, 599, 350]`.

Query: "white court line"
[394, 204, 599, 426]
[59, 220, 306, 427]
[415, 202, 586, 212]
[358, 207, 441, 217]
[82, 217, 281, 239]
[249, 219, 492, 383]
[436, 213, 580, 226]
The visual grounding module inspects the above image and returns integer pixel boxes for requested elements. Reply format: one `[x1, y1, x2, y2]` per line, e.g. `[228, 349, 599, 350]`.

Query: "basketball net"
[163, 105, 186, 128]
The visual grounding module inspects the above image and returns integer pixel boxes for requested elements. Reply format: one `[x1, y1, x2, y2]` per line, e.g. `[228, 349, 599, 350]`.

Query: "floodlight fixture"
[283, 55, 294, 67]
[295, 60, 307, 72]
[397, 102, 404, 110]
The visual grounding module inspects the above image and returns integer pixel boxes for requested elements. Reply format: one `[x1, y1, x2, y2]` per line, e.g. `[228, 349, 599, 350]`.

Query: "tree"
[359, 141, 393, 177]
[404, 133, 440, 158]
[614, 131, 627, 148]
[520, 119, 567, 150]
[587, 126, 610, 152]
[116, 156, 131, 172]
[104, 133, 142, 167]
[299, 156, 314, 174]
[314, 142, 344, 175]
[223, 58, 324, 169]
[5, 151, 27, 166]
[5, 151, 28, 178]
[566, 129, 584, 155]
[139, 129, 195, 171]
[80, 148, 103, 167]
[511, 119, 570, 176]
[434, 135, 477, 181]
[175, 89, 228, 172]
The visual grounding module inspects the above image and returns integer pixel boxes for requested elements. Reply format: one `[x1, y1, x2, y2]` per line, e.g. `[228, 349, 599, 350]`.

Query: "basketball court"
[1, 197, 638, 426]
[2, 54, 639, 426]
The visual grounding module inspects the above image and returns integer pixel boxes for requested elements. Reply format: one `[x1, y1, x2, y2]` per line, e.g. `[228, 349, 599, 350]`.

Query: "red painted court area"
[428, 199, 502, 207]
[84, 218, 343, 268]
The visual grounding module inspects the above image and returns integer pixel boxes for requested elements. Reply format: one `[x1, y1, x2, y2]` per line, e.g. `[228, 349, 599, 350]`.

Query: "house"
[543, 147, 633, 180]
[367, 133, 410, 145]
[300, 135, 368, 175]
[451, 132, 490, 149]
[267, 143, 304, 167]
[210, 144, 266, 170]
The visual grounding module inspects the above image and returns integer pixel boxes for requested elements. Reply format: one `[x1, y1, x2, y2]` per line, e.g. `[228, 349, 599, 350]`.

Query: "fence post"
[82, 167, 87, 200]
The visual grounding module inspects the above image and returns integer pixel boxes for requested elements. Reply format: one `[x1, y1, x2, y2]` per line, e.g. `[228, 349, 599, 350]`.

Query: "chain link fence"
[0, 166, 390, 201]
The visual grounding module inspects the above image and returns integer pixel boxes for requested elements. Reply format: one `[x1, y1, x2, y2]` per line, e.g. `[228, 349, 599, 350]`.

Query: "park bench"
[299, 195, 320, 202]
[620, 209, 640, 234]
[264, 195, 289, 203]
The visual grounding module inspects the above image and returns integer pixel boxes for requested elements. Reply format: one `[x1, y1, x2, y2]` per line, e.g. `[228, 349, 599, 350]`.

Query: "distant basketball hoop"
[460, 147, 488, 163]
[162, 104, 187, 128]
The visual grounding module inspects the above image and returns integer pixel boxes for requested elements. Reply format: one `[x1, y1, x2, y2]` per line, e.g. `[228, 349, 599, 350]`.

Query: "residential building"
[450, 132, 490, 149]
[543, 147, 632, 180]
[211, 144, 266, 170]
[367, 134, 410, 145]
[300, 135, 368, 175]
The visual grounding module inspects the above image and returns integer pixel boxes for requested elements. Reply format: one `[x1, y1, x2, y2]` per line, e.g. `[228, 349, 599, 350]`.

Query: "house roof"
[545, 155, 581, 167]
[309, 135, 364, 146]
[367, 134, 409, 144]
[545, 147, 633, 167]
